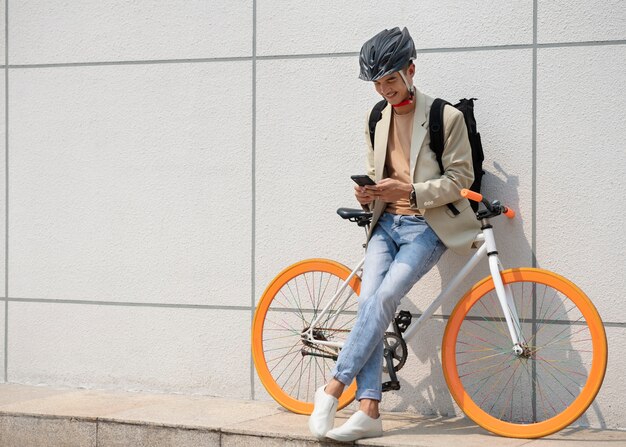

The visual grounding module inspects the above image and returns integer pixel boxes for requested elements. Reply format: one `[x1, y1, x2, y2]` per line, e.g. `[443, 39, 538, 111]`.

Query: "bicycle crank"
[382, 332, 408, 373]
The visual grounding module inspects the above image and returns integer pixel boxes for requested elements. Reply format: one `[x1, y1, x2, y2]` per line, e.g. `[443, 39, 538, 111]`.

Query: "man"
[308, 27, 480, 442]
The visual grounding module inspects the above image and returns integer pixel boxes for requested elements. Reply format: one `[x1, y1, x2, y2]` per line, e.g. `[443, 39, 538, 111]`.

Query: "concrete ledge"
[0, 413, 97, 447]
[1, 384, 625, 447]
[97, 420, 220, 447]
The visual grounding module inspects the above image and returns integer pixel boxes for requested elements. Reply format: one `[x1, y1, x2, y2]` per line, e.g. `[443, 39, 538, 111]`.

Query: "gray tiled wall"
[2, 0, 625, 429]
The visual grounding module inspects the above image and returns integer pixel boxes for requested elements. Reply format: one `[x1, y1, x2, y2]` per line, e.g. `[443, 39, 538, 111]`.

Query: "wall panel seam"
[4, 0, 9, 383]
[250, 0, 257, 401]
[4, 298, 252, 311]
[5, 39, 626, 70]
[3, 298, 624, 326]
[532, 0, 538, 420]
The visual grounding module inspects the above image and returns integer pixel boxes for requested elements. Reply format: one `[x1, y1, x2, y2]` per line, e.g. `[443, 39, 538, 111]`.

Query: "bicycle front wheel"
[442, 268, 607, 438]
[252, 259, 360, 414]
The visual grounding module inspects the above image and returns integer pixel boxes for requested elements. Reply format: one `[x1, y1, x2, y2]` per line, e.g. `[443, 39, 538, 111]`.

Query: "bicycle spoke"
[477, 296, 510, 339]
[267, 339, 302, 368]
[456, 349, 510, 367]
[285, 279, 307, 326]
[306, 355, 312, 401]
[534, 302, 582, 339]
[293, 356, 306, 399]
[536, 355, 587, 387]
[263, 332, 301, 343]
[487, 360, 521, 415]
[263, 317, 301, 335]
[520, 348, 556, 421]
[303, 273, 315, 317]
[317, 271, 327, 312]
[534, 361, 571, 409]
[465, 317, 511, 342]
[281, 354, 306, 391]
[530, 319, 587, 355]
[458, 327, 510, 352]
[459, 352, 516, 379]
[322, 289, 357, 328]
[499, 359, 527, 421]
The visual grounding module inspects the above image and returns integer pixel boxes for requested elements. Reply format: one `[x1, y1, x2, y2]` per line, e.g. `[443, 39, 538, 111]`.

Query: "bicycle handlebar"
[503, 207, 516, 219]
[461, 189, 516, 219]
[461, 189, 483, 203]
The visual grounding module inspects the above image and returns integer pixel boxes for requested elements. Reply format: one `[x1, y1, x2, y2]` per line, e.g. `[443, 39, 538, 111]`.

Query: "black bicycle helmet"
[359, 27, 416, 82]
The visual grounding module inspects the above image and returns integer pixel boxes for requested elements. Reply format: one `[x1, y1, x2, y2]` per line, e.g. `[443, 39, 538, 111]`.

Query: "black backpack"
[368, 97, 485, 213]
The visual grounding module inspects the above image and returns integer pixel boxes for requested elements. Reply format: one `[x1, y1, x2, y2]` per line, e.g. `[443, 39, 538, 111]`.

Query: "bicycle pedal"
[382, 381, 401, 392]
[395, 310, 412, 334]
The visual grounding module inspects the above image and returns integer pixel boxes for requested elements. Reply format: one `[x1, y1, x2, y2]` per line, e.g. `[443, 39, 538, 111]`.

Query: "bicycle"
[251, 189, 607, 439]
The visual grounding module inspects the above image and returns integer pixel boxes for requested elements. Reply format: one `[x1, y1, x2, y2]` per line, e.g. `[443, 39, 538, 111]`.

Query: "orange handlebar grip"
[461, 188, 483, 202]
[503, 207, 516, 219]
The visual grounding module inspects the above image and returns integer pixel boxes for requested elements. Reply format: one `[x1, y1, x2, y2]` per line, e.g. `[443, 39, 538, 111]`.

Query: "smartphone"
[351, 175, 377, 187]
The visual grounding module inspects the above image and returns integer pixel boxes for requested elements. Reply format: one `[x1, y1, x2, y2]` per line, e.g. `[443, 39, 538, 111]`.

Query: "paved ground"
[0, 383, 625, 446]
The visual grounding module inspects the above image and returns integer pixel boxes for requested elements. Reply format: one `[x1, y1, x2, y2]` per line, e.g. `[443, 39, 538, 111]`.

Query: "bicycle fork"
[483, 221, 527, 354]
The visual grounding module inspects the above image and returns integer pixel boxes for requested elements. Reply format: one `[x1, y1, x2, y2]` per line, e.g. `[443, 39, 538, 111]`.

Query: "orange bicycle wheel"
[442, 268, 607, 438]
[252, 259, 360, 414]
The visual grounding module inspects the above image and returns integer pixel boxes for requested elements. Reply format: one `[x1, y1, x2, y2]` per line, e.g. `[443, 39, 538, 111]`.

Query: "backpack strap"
[368, 99, 388, 149]
[429, 98, 460, 216]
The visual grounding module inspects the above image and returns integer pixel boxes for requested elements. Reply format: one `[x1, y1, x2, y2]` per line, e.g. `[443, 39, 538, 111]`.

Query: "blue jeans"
[331, 212, 446, 401]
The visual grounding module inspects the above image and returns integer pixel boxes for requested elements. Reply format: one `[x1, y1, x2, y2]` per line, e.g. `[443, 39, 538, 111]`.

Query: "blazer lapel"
[374, 103, 392, 182]
[410, 89, 428, 179]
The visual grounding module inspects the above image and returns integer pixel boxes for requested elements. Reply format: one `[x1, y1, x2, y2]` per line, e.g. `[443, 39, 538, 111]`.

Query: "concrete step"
[0, 383, 624, 447]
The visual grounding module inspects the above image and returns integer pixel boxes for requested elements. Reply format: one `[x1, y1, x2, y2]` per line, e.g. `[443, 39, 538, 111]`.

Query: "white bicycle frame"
[301, 220, 527, 355]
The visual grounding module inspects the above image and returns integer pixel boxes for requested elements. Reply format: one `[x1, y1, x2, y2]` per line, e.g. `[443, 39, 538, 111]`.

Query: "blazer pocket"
[445, 198, 471, 218]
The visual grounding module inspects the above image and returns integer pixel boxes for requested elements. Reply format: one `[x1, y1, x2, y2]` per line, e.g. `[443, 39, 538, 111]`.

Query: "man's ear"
[407, 62, 415, 77]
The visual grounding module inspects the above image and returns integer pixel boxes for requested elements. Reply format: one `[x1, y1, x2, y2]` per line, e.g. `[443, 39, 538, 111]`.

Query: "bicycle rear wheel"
[252, 259, 360, 414]
[443, 268, 607, 438]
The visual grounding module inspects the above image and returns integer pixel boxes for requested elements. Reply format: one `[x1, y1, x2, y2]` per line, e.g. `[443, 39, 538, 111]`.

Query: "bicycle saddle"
[336, 208, 373, 220]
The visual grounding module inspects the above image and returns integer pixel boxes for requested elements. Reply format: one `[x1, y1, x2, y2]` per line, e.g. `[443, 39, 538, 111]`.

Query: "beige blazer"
[364, 88, 480, 255]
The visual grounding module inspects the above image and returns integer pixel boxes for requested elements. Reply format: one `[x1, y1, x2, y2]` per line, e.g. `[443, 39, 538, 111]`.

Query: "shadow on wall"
[382, 164, 525, 415]
[384, 163, 606, 428]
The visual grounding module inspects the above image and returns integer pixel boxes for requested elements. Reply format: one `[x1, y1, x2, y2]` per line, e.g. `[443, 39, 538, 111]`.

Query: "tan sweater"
[385, 109, 418, 215]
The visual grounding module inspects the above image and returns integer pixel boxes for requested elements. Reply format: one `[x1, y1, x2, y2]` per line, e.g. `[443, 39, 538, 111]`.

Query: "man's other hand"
[355, 185, 376, 205]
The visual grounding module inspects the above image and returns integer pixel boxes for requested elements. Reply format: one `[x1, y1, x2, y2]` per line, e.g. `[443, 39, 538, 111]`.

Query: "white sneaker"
[325, 410, 383, 442]
[308, 386, 339, 439]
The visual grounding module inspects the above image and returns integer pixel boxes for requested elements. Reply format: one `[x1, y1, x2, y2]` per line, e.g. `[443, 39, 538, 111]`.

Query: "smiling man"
[308, 27, 480, 442]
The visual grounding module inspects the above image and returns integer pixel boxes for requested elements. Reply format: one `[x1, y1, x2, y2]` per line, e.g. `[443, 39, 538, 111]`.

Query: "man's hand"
[355, 185, 376, 206]
[364, 178, 412, 202]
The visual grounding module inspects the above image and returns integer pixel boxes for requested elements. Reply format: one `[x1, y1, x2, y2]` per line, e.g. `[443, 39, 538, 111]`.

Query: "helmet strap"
[392, 70, 415, 108]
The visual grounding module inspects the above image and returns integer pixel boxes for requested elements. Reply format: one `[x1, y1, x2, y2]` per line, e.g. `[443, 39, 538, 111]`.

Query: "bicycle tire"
[442, 268, 607, 438]
[252, 259, 360, 414]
